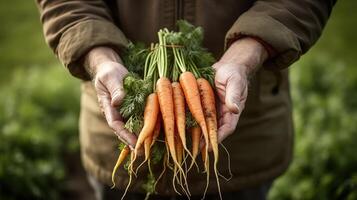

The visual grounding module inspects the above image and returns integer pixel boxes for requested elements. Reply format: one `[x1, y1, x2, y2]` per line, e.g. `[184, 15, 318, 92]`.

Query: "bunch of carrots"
[111, 21, 230, 200]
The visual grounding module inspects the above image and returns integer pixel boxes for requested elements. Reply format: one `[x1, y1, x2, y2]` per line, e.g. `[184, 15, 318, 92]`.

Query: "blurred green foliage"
[0, 1, 80, 199]
[269, 1, 357, 199]
[0, 1, 57, 81]
[0, 67, 80, 200]
[0, 0, 356, 199]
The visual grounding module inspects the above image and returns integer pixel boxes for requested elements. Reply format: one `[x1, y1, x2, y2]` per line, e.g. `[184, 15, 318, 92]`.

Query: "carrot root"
[188, 126, 201, 172]
[121, 152, 135, 200]
[157, 77, 188, 188]
[111, 145, 130, 188]
[197, 78, 222, 200]
[180, 72, 210, 198]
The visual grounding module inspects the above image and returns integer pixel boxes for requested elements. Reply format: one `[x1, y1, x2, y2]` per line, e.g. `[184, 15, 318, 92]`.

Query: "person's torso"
[81, 0, 293, 194]
[107, 0, 254, 58]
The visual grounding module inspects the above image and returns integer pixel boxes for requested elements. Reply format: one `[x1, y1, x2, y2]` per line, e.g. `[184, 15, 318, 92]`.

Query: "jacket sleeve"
[225, 0, 336, 70]
[36, 0, 129, 80]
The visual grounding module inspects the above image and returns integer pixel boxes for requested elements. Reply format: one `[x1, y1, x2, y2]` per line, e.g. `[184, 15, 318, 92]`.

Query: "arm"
[36, 0, 128, 79]
[36, 0, 136, 149]
[226, 0, 336, 70]
[215, 0, 336, 142]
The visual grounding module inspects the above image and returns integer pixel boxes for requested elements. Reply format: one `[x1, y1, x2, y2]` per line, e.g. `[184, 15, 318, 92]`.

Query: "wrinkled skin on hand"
[85, 47, 137, 150]
[213, 37, 268, 144]
[213, 62, 248, 143]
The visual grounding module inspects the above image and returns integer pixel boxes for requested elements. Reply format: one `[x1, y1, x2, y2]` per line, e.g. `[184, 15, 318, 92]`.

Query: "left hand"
[213, 37, 269, 143]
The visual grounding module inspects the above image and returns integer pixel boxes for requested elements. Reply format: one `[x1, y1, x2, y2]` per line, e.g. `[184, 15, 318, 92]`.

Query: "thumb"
[110, 85, 126, 107]
[104, 69, 127, 107]
[225, 75, 242, 114]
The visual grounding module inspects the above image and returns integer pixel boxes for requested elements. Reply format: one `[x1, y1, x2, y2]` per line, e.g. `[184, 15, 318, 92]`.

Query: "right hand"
[213, 37, 268, 144]
[85, 47, 137, 150]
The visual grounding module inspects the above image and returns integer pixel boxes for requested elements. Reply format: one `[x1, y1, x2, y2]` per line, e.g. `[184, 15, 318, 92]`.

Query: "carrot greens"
[112, 20, 228, 200]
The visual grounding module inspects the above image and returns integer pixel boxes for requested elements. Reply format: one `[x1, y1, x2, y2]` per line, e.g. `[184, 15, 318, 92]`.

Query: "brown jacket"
[36, 0, 335, 195]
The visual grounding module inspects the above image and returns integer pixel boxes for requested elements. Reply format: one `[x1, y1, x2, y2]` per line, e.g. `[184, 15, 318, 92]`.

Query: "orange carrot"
[137, 115, 161, 174]
[172, 82, 196, 162]
[134, 93, 160, 155]
[144, 136, 154, 175]
[172, 82, 187, 149]
[156, 77, 178, 166]
[175, 135, 191, 197]
[176, 135, 184, 166]
[197, 78, 218, 159]
[157, 77, 189, 195]
[144, 136, 152, 161]
[188, 126, 201, 171]
[111, 145, 130, 188]
[150, 114, 162, 147]
[197, 78, 222, 200]
[180, 72, 210, 198]
[179, 72, 210, 162]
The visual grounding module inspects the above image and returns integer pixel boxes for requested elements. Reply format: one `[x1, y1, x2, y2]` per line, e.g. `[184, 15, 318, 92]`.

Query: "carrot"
[179, 72, 210, 163]
[180, 72, 211, 199]
[156, 77, 179, 166]
[171, 82, 187, 148]
[174, 134, 185, 195]
[153, 152, 168, 192]
[197, 78, 218, 157]
[134, 93, 160, 155]
[197, 78, 222, 200]
[172, 82, 196, 160]
[177, 133, 192, 197]
[201, 144, 207, 168]
[144, 136, 153, 161]
[122, 152, 134, 200]
[137, 114, 161, 174]
[157, 77, 190, 195]
[175, 135, 184, 167]
[188, 126, 201, 171]
[135, 135, 153, 174]
[136, 115, 161, 175]
[111, 145, 130, 188]
[150, 114, 162, 147]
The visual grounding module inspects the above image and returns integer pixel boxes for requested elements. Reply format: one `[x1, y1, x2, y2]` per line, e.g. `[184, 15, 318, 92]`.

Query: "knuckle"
[107, 121, 115, 129]
[117, 128, 127, 138]
[112, 87, 125, 97]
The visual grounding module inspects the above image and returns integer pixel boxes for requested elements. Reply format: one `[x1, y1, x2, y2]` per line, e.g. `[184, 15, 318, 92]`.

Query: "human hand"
[213, 37, 268, 143]
[84, 47, 137, 150]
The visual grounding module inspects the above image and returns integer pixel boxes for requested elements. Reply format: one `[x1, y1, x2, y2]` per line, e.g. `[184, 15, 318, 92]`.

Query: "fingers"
[198, 108, 239, 151]
[218, 104, 239, 142]
[104, 69, 127, 107]
[217, 115, 239, 143]
[110, 120, 137, 150]
[225, 74, 245, 114]
[92, 61, 136, 149]
[214, 62, 248, 115]
[110, 85, 126, 107]
[97, 86, 137, 150]
[95, 62, 128, 107]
